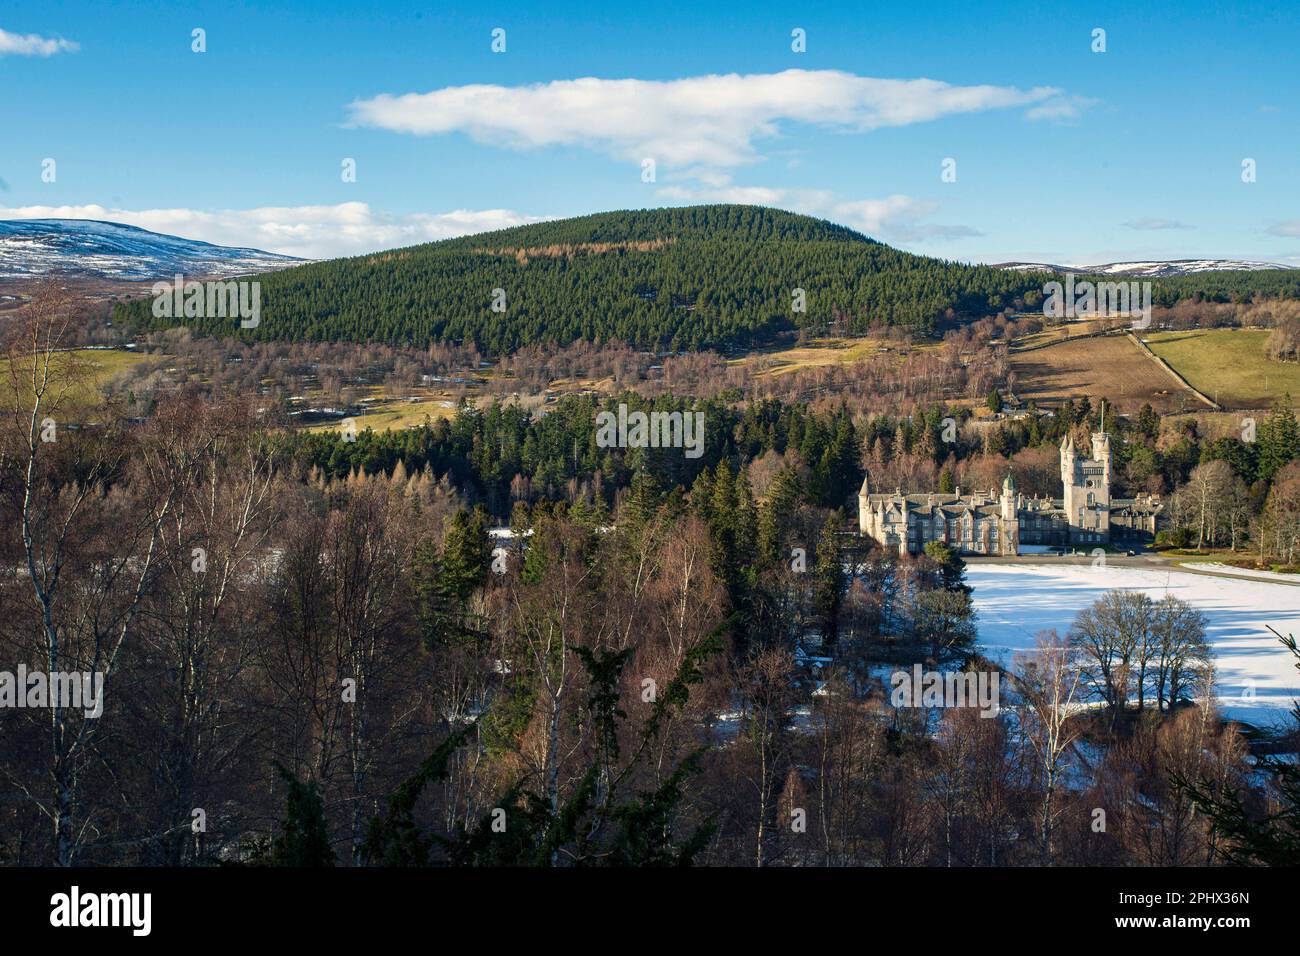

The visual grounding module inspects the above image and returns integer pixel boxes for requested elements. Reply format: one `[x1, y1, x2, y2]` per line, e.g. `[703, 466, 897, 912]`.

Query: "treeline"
[284, 393, 864, 518]
[1149, 269, 1300, 306]
[278, 385, 1300, 566]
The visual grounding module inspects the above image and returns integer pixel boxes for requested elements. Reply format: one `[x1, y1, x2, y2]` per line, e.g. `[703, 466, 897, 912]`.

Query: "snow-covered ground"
[968, 563, 1300, 730]
[1179, 562, 1300, 584]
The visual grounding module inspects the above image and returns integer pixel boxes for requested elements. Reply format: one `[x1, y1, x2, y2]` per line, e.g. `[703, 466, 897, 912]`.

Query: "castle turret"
[1091, 430, 1111, 487]
[858, 473, 871, 534]
[1000, 472, 1017, 521]
[1059, 433, 1076, 486]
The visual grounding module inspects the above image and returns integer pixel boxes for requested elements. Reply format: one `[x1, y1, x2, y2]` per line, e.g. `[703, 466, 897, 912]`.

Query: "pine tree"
[413, 507, 491, 649]
[1257, 398, 1300, 482]
[813, 513, 846, 645]
[269, 764, 335, 867]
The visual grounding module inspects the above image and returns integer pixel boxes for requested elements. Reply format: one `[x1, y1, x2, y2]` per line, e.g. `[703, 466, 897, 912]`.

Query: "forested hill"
[110, 204, 1300, 354]
[113, 205, 1047, 352]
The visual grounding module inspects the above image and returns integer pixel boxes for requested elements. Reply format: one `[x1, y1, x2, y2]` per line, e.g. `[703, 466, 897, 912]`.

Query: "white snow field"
[967, 563, 1300, 730]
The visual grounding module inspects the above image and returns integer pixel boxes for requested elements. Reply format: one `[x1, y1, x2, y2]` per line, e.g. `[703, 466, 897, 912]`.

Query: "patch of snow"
[1181, 562, 1300, 584]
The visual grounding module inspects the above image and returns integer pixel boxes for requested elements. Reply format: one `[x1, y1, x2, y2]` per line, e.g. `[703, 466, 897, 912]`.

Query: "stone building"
[859, 417, 1162, 556]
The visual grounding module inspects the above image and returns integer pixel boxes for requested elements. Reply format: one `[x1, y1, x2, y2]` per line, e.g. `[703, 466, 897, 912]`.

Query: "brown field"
[1009, 333, 1201, 414]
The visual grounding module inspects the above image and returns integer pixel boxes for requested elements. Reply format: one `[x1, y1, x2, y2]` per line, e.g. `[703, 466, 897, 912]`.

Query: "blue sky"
[1, 0, 1297, 264]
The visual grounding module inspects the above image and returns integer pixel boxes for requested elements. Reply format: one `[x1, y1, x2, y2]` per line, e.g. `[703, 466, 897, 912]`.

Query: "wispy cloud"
[0, 203, 547, 258]
[0, 27, 78, 56]
[348, 70, 1065, 172]
[1266, 220, 1300, 238]
[1023, 95, 1098, 123]
[655, 180, 980, 243]
[1124, 218, 1192, 231]
[833, 196, 982, 241]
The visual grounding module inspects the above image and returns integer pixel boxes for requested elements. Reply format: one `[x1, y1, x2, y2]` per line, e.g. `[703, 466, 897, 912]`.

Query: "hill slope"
[0, 219, 302, 281]
[111, 205, 1300, 353]
[114, 205, 1048, 352]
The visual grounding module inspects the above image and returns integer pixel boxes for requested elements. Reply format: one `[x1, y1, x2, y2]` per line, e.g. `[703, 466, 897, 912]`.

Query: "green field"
[1, 348, 153, 409]
[1145, 328, 1300, 409]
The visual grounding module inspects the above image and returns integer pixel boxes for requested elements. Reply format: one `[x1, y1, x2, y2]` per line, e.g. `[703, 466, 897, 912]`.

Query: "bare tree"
[0, 283, 171, 864]
[1013, 631, 1083, 865]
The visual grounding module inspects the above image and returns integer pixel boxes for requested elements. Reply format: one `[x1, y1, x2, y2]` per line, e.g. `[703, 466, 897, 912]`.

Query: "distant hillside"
[996, 258, 1298, 278]
[0, 219, 302, 281]
[114, 205, 1049, 352]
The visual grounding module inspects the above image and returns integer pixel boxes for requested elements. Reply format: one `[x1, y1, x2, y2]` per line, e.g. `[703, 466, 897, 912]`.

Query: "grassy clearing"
[0, 348, 154, 409]
[728, 336, 934, 378]
[308, 397, 462, 434]
[1145, 328, 1300, 409]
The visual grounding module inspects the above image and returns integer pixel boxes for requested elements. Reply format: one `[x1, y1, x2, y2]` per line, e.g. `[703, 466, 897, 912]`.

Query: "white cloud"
[0, 27, 78, 56]
[348, 70, 1062, 171]
[0, 203, 547, 258]
[655, 181, 980, 243]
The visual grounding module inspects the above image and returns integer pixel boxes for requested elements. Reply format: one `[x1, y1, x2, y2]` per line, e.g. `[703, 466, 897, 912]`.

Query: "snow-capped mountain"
[993, 258, 1297, 277]
[0, 219, 304, 281]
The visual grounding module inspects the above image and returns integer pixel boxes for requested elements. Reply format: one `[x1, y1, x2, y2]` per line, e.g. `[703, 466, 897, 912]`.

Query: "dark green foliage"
[1146, 270, 1300, 306]
[1256, 398, 1300, 482]
[813, 512, 846, 645]
[269, 763, 335, 867]
[413, 507, 491, 649]
[924, 539, 968, 592]
[757, 466, 801, 569]
[362, 724, 476, 866]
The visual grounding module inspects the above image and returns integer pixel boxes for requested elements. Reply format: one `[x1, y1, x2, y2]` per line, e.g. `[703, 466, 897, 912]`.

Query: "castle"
[858, 415, 1162, 556]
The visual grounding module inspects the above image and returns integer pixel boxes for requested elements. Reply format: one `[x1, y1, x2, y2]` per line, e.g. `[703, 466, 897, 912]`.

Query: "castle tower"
[999, 472, 1020, 555]
[1000, 472, 1017, 521]
[1060, 407, 1113, 543]
[858, 473, 871, 534]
